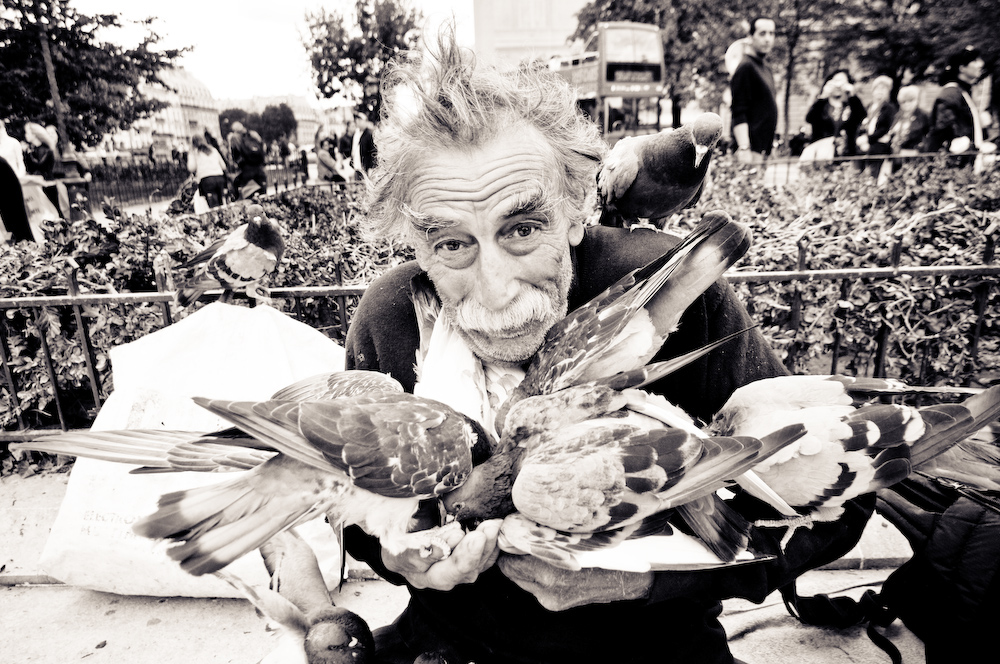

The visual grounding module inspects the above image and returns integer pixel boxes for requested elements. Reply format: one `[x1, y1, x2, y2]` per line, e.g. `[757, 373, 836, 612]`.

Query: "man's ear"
[567, 217, 585, 247]
[413, 238, 433, 271]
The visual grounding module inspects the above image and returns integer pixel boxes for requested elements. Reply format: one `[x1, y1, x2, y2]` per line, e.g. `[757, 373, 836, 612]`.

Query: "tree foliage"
[304, 0, 422, 120]
[0, 0, 183, 149]
[259, 103, 298, 145]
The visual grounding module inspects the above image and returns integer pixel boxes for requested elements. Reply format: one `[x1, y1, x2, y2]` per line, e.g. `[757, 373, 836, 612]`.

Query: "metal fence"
[65, 161, 311, 215]
[1, 253, 996, 437]
[752, 148, 988, 187]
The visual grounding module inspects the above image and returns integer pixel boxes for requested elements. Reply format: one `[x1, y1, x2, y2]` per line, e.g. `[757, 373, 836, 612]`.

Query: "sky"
[71, 0, 475, 103]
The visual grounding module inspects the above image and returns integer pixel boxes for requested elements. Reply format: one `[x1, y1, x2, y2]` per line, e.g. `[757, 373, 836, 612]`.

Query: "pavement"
[1, 470, 926, 664]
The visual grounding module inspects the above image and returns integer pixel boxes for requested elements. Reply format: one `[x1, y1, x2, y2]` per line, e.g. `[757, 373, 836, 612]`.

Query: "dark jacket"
[806, 95, 867, 156]
[730, 54, 778, 154]
[24, 142, 55, 180]
[924, 81, 978, 153]
[357, 127, 377, 173]
[344, 225, 875, 664]
[863, 102, 897, 143]
[890, 108, 931, 151]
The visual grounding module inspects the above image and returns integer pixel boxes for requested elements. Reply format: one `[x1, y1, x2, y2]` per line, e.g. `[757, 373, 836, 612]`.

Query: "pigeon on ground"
[598, 112, 724, 228]
[175, 203, 285, 307]
[219, 530, 374, 664]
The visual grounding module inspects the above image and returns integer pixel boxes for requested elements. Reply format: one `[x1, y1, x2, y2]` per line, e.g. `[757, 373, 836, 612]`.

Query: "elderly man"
[344, 33, 872, 664]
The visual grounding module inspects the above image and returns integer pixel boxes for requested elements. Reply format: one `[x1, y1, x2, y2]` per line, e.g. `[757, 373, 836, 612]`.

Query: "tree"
[304, 0, 422, 120]
[259, 103, 298, 145]
[219, 109, 265, 138]
[0, 0, 183, 149]
[219, 109, 248, 139]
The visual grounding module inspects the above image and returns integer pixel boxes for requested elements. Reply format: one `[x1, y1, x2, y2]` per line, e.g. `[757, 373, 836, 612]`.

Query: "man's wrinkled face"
[409, 124, 585, 366]
[750, 19, 775, 57]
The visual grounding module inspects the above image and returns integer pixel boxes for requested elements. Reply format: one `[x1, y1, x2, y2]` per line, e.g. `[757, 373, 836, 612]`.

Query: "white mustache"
[454, 288, 556, 336]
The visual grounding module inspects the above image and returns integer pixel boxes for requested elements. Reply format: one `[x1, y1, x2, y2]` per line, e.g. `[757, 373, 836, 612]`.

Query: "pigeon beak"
[694, 144, 709, 169]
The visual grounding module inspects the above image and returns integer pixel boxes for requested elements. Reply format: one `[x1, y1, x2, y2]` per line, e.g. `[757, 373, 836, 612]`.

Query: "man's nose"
[473, 245, 520, 311]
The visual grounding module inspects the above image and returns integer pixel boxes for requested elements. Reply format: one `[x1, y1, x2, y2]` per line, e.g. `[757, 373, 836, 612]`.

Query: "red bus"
[551, 21, 666, 142]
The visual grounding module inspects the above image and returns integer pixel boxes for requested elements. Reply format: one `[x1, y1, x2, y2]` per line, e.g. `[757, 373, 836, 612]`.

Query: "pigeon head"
[690, 113, 723, 169]
[245, 203, 267, 226]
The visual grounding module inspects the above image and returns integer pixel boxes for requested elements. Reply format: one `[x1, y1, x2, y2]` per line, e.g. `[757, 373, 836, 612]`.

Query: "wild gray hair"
[364, 29, 605, 242]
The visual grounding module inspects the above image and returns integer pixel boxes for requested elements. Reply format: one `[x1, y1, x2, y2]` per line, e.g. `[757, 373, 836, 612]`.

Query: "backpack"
[781, 474, 1000, 664]
[241, 132, 265, 166]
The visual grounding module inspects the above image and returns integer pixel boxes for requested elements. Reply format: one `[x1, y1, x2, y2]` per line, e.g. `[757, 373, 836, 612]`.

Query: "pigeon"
[125, 389, 492, 575]
[708, 376, 1000, 529]
[494, 209, 750, 435]
[441, 372, 805, 569]
[917, 423, 1000, 492]
[175, 203, 285, 307]
[218, 530, 374, 664]
[597, 112, 724, 229]
[11, 370, 406, 474]
[12, 370, 492, 576]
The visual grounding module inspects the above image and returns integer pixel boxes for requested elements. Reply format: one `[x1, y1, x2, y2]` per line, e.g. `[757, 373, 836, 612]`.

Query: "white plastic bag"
[40, 303, 347, 597]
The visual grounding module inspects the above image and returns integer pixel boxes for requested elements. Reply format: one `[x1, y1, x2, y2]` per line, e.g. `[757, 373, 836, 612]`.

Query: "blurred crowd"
[725, 30, 996, 181]
[0, 119, 94, 243]
[311, 112, 378, 185]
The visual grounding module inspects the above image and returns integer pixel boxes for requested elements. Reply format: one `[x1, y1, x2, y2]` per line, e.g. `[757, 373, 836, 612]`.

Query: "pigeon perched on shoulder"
[175, 203, 285, 307]
[598, 113, 724, 229]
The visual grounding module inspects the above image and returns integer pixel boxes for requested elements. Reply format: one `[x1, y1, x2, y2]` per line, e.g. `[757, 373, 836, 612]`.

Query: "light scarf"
[412, 300, 525, 442]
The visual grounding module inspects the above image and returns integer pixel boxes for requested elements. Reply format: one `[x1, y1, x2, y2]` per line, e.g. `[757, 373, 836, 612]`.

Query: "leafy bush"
[1, 185, 411, 441]
[2, 159, 998, 476]
[669, 154, 1000, 387]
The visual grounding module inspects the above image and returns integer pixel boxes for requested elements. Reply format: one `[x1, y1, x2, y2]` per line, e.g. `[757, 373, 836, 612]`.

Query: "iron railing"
[751, 148, 986, 187]
[1, 251, 996, 436]
[3, 150, 997, 436]
[62, 161, 312, 216]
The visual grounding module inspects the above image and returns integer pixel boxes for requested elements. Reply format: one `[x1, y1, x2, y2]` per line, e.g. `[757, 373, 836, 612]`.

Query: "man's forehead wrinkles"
[411, 170, 547, 213]
[413, 151, 545, 192]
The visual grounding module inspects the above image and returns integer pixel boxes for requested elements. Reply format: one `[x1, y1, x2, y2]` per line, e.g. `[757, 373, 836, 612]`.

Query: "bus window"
[604, 27, 662, 64]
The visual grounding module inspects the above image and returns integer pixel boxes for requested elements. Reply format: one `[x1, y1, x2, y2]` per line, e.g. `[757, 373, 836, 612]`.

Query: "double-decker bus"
[551, 21, 665, 143]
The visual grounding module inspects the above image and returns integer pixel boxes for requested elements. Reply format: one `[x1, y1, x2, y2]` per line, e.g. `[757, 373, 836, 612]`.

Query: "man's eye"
[438, 240, 465, 252]
[511, 224, 537, 238]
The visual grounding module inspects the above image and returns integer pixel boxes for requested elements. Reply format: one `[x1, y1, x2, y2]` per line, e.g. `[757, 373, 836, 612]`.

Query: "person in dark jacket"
[805, 70, 867, 157]
[333, 30, 875, 664]
[23, 122, 56, 180]
[923, 45, 994, 171]
[885, 85, 930, 177]
[858, 75, 897, 176]
[729, 16, 778, 163]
